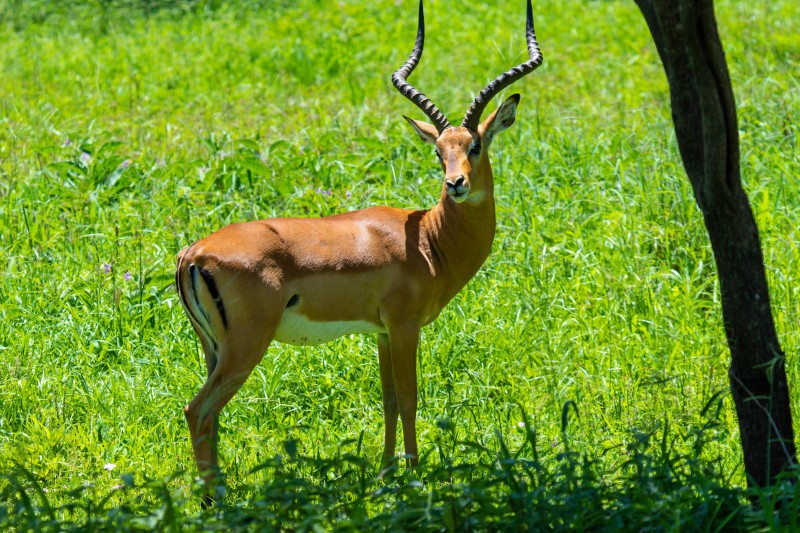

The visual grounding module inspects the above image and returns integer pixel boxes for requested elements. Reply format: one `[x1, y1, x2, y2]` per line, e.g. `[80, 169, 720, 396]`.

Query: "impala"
[176, 0, 542, 501]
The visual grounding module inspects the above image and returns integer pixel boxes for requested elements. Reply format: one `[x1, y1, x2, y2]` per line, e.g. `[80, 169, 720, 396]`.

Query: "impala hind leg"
[184, 331, 274, 506]
[386, 321, 421, 467]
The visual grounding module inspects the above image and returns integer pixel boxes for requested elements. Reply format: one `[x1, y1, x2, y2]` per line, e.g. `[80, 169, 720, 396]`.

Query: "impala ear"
[403, 116, 439, 146]
[478, 94, 520, 148]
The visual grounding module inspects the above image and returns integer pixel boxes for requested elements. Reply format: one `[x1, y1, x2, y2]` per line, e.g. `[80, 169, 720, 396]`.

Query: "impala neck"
[422, 154, 496, 299]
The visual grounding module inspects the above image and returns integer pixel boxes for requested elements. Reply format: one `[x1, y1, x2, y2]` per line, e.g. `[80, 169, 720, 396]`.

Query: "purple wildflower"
[124, 271, 132, 281]
[346, 190, 352, 199]
[63, 138, 72, 147]
[120, 159, 131, 169]
[80, 152, 91, 164]
[103, 263, 112, 274]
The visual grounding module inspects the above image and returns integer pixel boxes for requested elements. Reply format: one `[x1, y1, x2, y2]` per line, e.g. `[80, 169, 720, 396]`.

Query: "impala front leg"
[378, 333, 399, 466]
[387, 320, 421, 467]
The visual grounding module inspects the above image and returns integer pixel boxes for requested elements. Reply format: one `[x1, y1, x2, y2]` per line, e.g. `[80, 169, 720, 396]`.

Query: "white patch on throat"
[274, 308, 386, 346]
[463, 190, 486, 204]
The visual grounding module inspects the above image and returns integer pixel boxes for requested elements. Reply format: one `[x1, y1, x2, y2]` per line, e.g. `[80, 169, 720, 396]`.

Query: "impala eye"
[469, 139, 481, 156]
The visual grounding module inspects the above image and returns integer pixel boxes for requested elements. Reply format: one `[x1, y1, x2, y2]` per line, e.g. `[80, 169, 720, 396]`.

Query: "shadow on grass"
[2, 406, 798, 531]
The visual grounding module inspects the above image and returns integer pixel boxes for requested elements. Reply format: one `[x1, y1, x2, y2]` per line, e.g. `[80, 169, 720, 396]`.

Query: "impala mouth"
[448, 189, 469, 203]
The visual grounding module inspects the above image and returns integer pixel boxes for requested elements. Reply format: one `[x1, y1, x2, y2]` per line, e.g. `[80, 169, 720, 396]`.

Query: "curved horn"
[391, 0, 451, 134]
[461, 0, 543, 131]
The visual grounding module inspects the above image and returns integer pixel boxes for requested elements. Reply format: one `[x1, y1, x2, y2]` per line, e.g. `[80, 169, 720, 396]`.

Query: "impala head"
[392, 0, 543, 204]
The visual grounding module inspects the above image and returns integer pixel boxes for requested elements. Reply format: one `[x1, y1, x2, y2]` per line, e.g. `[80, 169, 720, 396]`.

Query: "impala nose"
[446, 175, 469, 201]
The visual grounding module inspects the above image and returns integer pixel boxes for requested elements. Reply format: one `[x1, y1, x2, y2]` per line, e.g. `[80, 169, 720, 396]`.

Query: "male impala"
[176, 0, 542, 501]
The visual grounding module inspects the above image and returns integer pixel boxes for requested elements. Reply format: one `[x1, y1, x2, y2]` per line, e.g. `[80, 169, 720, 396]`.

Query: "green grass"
[0, 0, 799, 529]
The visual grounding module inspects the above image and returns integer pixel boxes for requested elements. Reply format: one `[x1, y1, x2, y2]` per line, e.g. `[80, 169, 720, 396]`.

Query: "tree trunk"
[633, 0, 796, 487]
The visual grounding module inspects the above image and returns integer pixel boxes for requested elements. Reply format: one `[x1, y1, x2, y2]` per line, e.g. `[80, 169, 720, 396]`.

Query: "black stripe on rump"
[188, 264, 219, 355]
[198, 266, 228, 329]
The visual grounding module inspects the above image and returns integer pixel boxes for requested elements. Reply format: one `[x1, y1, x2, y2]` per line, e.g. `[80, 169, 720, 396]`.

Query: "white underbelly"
[274, 309, 386, 346]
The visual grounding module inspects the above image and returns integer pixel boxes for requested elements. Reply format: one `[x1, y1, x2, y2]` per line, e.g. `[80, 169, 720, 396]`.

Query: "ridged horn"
[391, 0, 451, 134]
[461, 0, 543, 131]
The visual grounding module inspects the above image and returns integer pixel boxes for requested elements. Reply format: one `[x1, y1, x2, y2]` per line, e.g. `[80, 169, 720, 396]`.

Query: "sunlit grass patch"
[0, 0, 798, 529]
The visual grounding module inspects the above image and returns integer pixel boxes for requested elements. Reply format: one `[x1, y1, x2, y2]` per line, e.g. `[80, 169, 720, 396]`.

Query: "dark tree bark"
[633, 0, 796, 487]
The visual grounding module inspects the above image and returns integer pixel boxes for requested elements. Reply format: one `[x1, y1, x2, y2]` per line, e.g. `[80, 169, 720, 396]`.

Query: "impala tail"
[176, 246, 227, 374]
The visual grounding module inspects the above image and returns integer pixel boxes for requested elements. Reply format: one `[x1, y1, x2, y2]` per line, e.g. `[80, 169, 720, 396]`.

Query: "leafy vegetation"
[0, 0, 798, 529]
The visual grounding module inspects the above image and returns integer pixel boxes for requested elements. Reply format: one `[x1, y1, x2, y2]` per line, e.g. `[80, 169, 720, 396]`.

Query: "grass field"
[1, 0, 799, 529]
